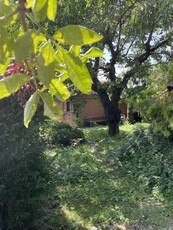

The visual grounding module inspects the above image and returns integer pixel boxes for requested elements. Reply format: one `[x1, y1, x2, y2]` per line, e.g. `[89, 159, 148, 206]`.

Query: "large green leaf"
[49, 78, 70, 101]
[0, 74, 30, 99]
[40, 92, 63, 119]
[0, 61, 10, 75]
[33, 1, 48, 22]
[69, 45, 81, 56]
[33, 0, 47, 12]
[47, 0, 57, 21]
[15, 31, 34, 62]
[0, 3, 16, 27]
[31, 31, 46, 52]
[53, 25, 103, 45]
[62, 50, 92, 94]
[24, 92, 40, 128]
[25, 0, 34, 8]
[37, 54, 54, 86]
[0, 27, 8, 63]
[41, 42, 55, 66]
[81, 47, 104, 62]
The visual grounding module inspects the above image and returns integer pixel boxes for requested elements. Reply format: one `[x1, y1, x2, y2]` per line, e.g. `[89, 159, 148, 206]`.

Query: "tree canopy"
[53, 0, 173, 135]
[0, 0, 173, 135]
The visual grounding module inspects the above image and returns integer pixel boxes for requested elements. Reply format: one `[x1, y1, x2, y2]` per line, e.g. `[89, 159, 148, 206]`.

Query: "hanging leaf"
[0, 27, 8, 63]
[33, 0, 47, 12]
[37, 54, 55, 86]
[47, 0, 57, 21]
[0, 3, 16, 27]
[24, 92, 40, 128]
[0, 74, 29, 99]
[40, 92, 63, 119]
[25, 0, 34, 9]
[49, 78, 70, 101]
[62, 49, 92, 94]
[81, 47, 104, 62]
[0, 61, 10, 75]
[31, 32, 46, 52]
[57, 72, 69, 82]
[41, 42, 55, 66]
[15, 31, 34, 62]
[69, 45, 81, 56]
[33, 1, 48, 22]
[53, 25, 103, 45]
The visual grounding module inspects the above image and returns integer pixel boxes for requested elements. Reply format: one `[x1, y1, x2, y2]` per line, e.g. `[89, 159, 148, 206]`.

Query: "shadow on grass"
[46, 124, 173, 229]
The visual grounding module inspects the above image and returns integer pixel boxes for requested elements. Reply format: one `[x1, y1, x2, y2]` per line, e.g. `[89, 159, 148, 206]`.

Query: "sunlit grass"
[45, 123, 173, 229]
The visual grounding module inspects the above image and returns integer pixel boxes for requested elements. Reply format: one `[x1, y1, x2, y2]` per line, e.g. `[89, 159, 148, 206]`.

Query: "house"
[60, 93, 128, 125]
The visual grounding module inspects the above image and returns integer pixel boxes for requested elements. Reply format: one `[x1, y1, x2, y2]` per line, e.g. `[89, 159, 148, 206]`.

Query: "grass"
[41, 123, 173, 230]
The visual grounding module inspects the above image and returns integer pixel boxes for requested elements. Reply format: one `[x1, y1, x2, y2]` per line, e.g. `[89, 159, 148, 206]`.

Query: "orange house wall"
[79, 96, 105, 119]
[78, 96, 127, 119]
[61, 95, 127, 123]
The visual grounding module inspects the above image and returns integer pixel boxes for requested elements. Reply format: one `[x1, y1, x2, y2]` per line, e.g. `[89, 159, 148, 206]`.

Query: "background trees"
[54, 0, 173, 136]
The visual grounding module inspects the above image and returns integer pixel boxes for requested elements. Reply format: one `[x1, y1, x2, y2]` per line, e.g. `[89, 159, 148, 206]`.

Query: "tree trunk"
[105, 105, 121, 136]
[108, 121, 120, 136]
[93, 87, 121, 137]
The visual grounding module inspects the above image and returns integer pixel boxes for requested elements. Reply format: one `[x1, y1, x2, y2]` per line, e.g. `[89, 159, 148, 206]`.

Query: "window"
[66, 101, 71, 112]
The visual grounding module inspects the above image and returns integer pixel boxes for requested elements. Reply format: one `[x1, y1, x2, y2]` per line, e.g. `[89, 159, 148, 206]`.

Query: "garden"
[1, 1, 173, 229]
[1, 98, 173, 229]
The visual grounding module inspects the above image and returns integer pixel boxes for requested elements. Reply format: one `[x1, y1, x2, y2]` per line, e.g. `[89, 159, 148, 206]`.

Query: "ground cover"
[39, 124, 173, 230]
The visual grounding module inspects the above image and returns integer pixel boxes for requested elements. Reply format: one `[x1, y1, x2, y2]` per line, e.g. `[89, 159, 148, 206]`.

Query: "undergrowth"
[43, 124, 173, 229]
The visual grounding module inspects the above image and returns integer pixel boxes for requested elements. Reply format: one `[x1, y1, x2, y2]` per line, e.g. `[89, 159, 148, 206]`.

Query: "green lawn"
[41, 124, 173, 230]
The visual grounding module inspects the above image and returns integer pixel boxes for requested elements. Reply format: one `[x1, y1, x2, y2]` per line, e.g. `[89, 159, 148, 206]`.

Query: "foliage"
[40, 121, 85, 147]
[51, 0, 173, 136]
[0, 96, 55, 230]
[0, 0, 103, 127]
[128, 62, 173, 136]
[115, 125, 173, 198]
[44, 125, 173, 229]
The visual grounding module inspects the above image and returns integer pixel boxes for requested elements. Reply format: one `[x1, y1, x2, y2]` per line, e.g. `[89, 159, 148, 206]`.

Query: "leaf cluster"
[0, 0, 103, 127]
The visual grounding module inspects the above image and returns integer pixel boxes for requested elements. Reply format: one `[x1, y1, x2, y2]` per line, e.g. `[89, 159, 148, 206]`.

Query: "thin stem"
[18, 0, 28, 32]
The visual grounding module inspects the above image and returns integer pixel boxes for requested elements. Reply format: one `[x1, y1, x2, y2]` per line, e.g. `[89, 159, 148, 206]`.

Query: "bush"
[41, 121, 85, 147]
[0, 96, 55, 230]
[115, 125, 173, 197]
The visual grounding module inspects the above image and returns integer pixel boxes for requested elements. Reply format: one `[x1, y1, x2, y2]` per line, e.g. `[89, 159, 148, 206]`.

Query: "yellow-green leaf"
[0, 60, 10, 75]
[15, 31, 34, 62]
[25, 0, 34, 8]
[69, 45, 81, 56]
[31, 31, 47, 52]
[40, 92, 63, 119]
[47, 0, 57, 21]
[81, 47, 104, 62]
[24, 92, 40, 128]
[37, 54, 55, 86]
[49, 78, 70, 101]
[53, 25, 103, 45]
[58, 72, 69, 82]
[62, 50, 92, 94]
[0, 3, 16, 27]
[0, 27, 8, 63]
[33, 1, 48, 22]
[33, 0, 47, 12]
[41, 42, 55, 66]
[0, 74, 30, 99]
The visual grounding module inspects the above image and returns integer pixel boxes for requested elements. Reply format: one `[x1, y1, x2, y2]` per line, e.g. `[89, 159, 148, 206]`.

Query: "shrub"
[114, 125, 173, 198]
[41, 121, 85, 147]
[0, 96, 55, 230]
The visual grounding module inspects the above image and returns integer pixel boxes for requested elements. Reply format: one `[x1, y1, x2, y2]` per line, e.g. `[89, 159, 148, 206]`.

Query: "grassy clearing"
[42, 123, 173, 230]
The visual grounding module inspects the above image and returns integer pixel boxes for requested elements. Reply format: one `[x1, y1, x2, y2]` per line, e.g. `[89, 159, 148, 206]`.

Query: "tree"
[54, 0, 173, 136]
[0, 0, 103, 127]
[128, 61, 173, 136]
